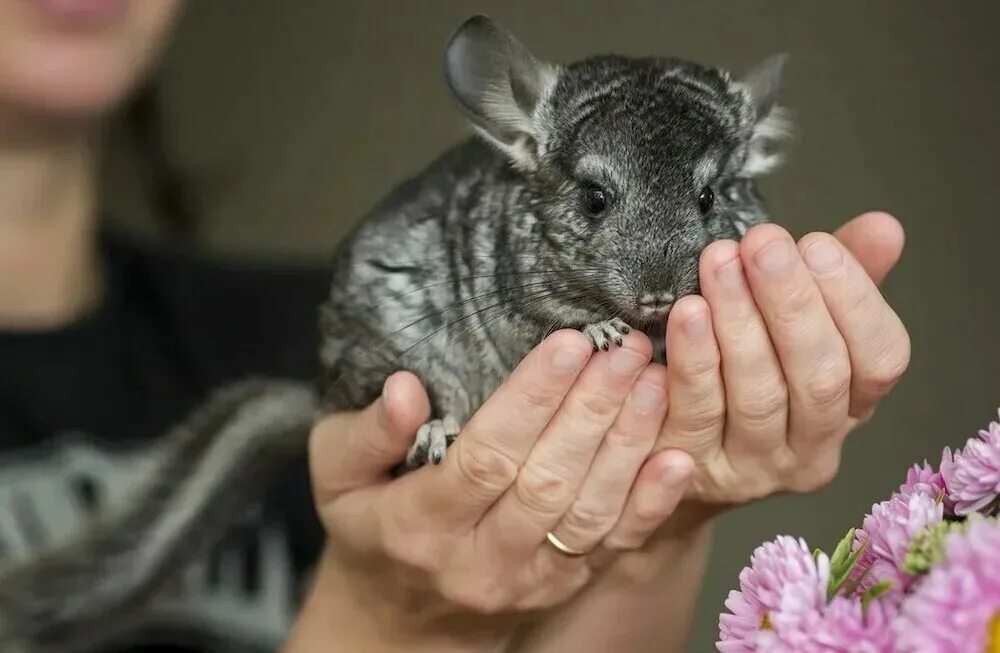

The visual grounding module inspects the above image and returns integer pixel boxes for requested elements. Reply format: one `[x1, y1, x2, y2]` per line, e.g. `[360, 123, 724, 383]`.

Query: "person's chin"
[0, 51, 136, 122]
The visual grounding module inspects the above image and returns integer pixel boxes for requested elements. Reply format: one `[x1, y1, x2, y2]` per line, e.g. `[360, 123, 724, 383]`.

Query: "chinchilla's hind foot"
[405, 415, 460, 470]
[582, 318, 632, 351]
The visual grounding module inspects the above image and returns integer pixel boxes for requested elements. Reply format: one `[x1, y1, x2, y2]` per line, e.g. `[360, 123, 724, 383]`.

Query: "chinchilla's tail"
[0, 378, 318, 653]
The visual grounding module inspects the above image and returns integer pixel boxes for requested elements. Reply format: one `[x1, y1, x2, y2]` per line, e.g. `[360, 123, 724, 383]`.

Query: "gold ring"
[545, 531, 587, 557]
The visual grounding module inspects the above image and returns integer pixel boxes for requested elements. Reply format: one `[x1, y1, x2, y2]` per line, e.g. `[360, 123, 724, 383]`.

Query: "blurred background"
[102, 2, 1000, 649]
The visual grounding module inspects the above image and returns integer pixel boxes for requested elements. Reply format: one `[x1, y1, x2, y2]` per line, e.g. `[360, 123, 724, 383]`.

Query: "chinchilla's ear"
[740, 53, 787, 120]
[737, 53, 791, 176]
[444, 15, 557, 169]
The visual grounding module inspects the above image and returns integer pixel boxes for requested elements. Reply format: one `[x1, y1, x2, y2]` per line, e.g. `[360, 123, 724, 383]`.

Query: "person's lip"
[25, 0, 127, 29]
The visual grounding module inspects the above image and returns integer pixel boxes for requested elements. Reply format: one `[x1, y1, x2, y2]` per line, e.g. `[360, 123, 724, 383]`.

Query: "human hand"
[655, 212, 909, 523]
[296, 331, 694, 651]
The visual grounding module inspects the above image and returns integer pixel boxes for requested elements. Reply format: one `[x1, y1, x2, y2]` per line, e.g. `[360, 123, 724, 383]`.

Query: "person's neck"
[0, 117, 101, 330]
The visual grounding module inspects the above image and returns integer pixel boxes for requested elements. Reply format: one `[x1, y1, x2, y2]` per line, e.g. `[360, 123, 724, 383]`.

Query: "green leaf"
[860, 580, 892, 610]
[829, 528, 855, 570]
[827, 529, 867, 600]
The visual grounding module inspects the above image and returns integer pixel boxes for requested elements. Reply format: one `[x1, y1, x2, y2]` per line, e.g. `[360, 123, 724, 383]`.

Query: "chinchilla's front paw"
[404, 415, 461, 470]
[581, 319, 632, 351]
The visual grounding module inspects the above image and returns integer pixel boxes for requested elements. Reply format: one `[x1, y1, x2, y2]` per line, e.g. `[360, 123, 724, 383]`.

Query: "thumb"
[309, 371, 430, 503]
[832, 211, 905, 286]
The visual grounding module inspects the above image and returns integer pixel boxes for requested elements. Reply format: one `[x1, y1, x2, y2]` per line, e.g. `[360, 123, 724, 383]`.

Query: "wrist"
[511, 518, 714, 653]
[283, 543, 512, 653]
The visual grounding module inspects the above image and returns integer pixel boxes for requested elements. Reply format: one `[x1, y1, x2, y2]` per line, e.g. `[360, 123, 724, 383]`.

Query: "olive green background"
[102, 2, 1000, 650]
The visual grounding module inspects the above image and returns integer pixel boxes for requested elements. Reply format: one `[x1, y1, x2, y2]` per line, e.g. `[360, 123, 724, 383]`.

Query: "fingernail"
[553, 343, 589, 372]
[715, 257, 744, 291]
[377, 376, 397, 429]
[629, 381, 664, 415]
[803, 239, 843, 275]
[683, 309, 709, 339]
[380, 373, 397, 404]
[755, 238, 795, 276]
[609, 344, 648, 375]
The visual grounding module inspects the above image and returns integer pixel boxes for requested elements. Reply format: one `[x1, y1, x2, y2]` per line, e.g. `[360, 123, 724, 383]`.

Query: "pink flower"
[941, 410, 1000, 516]
[899, 460, 953, 514]
[718, 536, 830, 652]
[896, 517, 1000, 652]
[757, 596, 897, 653]
[851, 487, 943, 597]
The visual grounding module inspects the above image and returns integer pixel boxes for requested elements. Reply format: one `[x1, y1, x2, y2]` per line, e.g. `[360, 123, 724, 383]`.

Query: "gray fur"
[0, 380, 317, 652]
[320, 16, 788, 438]
[0, 15, 788, 651]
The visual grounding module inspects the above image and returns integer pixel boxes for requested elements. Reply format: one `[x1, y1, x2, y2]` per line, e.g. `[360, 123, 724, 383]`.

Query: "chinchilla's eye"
[581, 182, 609, 216]
[698, 186, 715, 215]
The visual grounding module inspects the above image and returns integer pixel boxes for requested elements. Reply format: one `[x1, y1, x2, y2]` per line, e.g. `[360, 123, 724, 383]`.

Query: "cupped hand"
[657, 212, 910, 517]
[305, 330, 693, 647]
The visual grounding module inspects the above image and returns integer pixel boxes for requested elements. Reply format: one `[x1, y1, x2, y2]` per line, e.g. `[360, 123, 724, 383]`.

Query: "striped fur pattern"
[0, 15, 789, 651]
[320, 17, 789, 457]
[0, 380, 318, 652]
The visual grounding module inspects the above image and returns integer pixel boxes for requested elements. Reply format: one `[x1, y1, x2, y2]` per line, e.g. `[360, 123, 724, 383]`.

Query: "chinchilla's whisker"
[422, 284, 606, 362]
[456, 288, 597, 347]
[454, 284, 600, 345]
[445, 288, 571, 349]
[356, 268, 605, 315]
[360, 249, 568, 268]
[337, 283, 573, 375]
[395, 286, 565, 360]
[373, 271, 606, 333]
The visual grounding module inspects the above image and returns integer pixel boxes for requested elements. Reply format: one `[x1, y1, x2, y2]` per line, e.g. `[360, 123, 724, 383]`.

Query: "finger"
[484, 331, 653, 559]
[699, 240, 789, 460]
[740, 224, 852, 457]
[600, 449, 694, 552]
[832, 211, 905, 285]
[545, 362, 668, 557]
[658, 295, 725, 459]
[408, 329, 593, 525]
[309, 371, 430, 503]
[798, 233, 911, 420]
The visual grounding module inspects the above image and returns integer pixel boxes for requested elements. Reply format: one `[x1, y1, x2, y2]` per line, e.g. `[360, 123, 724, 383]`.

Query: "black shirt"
[0, 227, 330, 651]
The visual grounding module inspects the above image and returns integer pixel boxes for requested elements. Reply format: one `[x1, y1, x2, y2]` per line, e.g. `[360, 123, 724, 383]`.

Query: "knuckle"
[676, 393, 724, 435]
[861, 336, 911, 398]
[569, 390, 621, 423]
[516, 463, 574, 518]
[440, 576, 508, 615]
[792, 454, 841, 492]
[772, 282, 816, 325]
[456, 440, 520, 496]
[602, 532, 641, 552]
[561, 501, 618, 539]
[770, 446, 800, 476]
[604, 424, 652, 452]
[633, 498, 671, 523]
[514, 383, 564, 413]
[734, 384, 788, 428]
[804, 361, 851, 409]
[731, 477, 778, 504]
[840, 274, 879, 317]
[678, 349, 722, 382]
